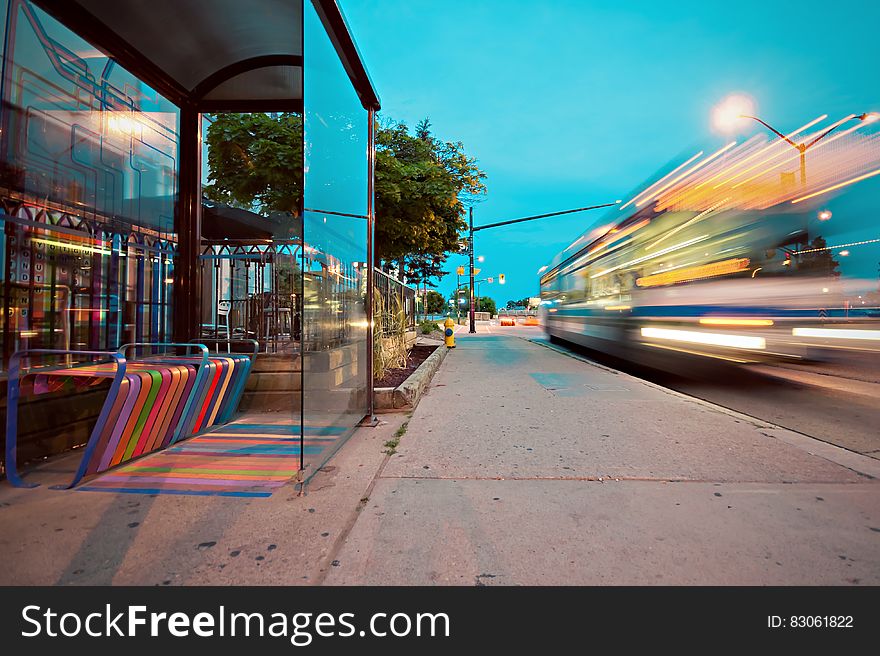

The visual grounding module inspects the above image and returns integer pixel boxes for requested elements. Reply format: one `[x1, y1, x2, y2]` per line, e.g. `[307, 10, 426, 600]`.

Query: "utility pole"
[468, 206, 476, 333]
[465, 200, 620, 332]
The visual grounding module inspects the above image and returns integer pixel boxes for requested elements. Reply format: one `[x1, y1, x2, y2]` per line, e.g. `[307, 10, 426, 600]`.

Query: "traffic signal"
[499, 273, 506, 284]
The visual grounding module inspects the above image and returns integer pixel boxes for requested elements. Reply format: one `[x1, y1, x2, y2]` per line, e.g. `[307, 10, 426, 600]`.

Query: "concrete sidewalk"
[2, 328, 878, 585]
[325, 330, 880, 585]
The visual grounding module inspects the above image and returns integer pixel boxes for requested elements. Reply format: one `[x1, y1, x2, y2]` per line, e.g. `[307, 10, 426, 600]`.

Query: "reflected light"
[641, 327, 766, 350]
[818, 210, 832, 221]
[839, 250, 850, 257]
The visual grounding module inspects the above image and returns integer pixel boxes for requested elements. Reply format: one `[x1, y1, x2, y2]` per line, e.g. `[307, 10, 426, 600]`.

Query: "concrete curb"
[374, 344, 450, 412]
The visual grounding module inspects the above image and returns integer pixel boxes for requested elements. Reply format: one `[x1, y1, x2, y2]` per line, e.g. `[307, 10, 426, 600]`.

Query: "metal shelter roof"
[32, 0, 380, 111]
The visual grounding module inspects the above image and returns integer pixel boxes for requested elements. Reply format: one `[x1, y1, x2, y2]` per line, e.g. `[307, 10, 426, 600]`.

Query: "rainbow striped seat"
[4, 343, 257, 489]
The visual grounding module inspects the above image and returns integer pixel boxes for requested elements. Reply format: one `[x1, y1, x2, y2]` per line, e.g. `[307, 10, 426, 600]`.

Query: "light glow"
[792, 328, 880, 341]
[641, 327, 766, 350]
[711, 94, 756, 133]
[699, 318, 774, 327]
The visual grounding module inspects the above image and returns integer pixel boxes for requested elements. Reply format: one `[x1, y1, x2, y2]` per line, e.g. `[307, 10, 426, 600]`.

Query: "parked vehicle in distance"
[498, 309, 515, 326]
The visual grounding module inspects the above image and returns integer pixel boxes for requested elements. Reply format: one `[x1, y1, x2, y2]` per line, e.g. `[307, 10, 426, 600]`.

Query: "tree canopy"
[424, 290, 446, 315]
[203, 112, 303, 215]
[203, 113, 486, 290]
[798, 236, 841, 277]
[375, 117, 486, 272]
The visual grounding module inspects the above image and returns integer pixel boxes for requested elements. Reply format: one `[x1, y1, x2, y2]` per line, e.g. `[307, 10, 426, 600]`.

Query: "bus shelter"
[0, 0, 380, 490]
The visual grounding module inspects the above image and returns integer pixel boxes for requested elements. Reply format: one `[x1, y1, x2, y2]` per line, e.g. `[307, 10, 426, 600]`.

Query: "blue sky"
[344, 0, 880, 305]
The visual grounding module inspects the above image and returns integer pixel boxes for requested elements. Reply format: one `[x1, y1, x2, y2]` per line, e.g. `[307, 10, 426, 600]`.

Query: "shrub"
[419, 320, 440, 335]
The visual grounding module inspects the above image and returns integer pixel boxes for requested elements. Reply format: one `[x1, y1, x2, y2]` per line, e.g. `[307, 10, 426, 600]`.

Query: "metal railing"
[373, 268, 417, 335]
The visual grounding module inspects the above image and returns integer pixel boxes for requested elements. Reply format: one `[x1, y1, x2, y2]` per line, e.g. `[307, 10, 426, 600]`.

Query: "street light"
[713, 95, 878, 185]
[711, 94, 756, 133]
[456, 265, 465, 324]
[466, 201, 619, 333]
[474, 276, 494, 314]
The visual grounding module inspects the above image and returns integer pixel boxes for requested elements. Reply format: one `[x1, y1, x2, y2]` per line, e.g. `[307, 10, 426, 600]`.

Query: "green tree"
[203, 112, 303, 215]
[476, 296, 496, 315]
[799, 236, 841, 277]
[203, 112, 486, 271]
[404, 252, 448, 319]
[425, 290, 446, 315]
[375, 117, 486, 270]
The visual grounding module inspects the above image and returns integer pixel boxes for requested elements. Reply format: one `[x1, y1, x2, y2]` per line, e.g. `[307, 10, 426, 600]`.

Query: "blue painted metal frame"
[117, 342, 210, 444]
[4, 349, 127, 489]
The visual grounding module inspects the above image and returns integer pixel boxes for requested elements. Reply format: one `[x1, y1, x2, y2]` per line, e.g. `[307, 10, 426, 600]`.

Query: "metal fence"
[373, 268, 417, 335]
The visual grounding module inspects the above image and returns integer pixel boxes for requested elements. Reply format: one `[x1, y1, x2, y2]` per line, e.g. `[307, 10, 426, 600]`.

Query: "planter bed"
[374, 344, 449, 411]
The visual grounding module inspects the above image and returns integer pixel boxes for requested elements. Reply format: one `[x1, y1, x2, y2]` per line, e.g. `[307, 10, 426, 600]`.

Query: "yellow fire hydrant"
[444, 317, 456, 348]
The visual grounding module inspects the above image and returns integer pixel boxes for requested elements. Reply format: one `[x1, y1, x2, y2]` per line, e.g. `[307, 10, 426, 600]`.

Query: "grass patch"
[383, 421, 409, 455]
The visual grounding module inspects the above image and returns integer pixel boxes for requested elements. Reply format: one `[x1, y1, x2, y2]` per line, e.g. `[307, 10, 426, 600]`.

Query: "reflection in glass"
[302, 0, 370, 477]
[0, 0, 179, 368]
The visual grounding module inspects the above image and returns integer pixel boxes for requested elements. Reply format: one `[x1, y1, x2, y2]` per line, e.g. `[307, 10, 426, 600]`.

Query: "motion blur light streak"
[792, 328, 880, 341]
[640, 327, 766, 350]
[645, 199, 728, 251]
[619, 150, 704, 210]
[731, 119, 867, 190]
[704, 115, 828, 188]
[699, 318, 774, 327]
[635, 257, 750, 287]
[590, 235, 708, 279]
[540, 104, 880, 367]
[637, 142, 737, 207]
[790, 167, 880, 203]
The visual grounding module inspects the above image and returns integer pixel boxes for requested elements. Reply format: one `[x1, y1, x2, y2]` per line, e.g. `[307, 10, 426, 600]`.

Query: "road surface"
[499, 322, 880, 460]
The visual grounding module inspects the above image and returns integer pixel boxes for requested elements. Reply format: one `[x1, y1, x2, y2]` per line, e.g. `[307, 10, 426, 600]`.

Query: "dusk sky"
[344, 0, 880, 305]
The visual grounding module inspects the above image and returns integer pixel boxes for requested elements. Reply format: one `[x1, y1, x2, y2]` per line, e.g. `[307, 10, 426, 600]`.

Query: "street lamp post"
[455, 265, 465, 325]
[740, 112, 876, 186]
[468, 207, 476, 333]
[466, 200, 621, 333]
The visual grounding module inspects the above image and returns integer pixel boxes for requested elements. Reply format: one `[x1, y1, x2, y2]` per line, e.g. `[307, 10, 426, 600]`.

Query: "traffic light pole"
[456, 271, 460, 325]
[466, 200, 619, 334]
[469, 206, 476, 333]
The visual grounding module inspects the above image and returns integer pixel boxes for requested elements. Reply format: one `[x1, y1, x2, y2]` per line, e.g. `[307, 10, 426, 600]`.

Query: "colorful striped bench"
[4, 342, 257, 489]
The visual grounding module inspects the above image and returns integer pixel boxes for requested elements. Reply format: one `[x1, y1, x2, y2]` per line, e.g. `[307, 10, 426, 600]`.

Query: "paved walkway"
[325, 329, 880, 585]
[2, 327, 878, 585]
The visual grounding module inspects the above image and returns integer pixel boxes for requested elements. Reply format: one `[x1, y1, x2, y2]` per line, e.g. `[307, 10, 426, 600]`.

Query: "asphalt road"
[500, 324, 880, 460]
